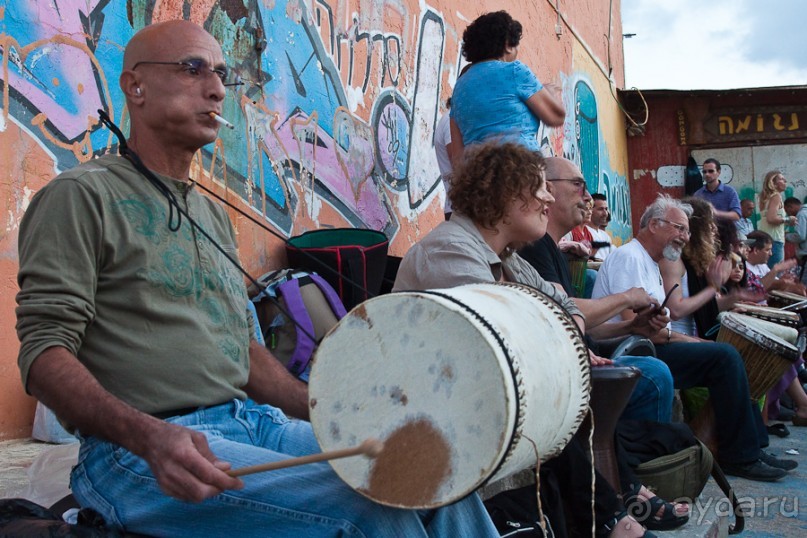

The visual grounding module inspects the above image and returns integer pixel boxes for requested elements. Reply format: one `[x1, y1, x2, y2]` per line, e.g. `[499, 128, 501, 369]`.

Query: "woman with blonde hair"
[758, 170, 796, 267]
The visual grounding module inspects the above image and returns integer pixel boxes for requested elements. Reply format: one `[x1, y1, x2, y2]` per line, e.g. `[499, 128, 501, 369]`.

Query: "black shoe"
[760, 451, 798, 471]
[767, 423, 791, 438]
[720, 460, 787, 482]
[721, 459, 787, 482]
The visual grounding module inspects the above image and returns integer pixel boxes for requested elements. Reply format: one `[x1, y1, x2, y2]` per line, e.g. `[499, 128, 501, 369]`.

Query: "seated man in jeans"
[15, 20, 498, 537]
[592, 194, 796, 481]
[519, 157, 674, 423]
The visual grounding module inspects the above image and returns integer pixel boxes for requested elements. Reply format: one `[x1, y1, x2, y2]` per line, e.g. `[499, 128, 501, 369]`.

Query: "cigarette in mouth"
[208, 112, 235, 130]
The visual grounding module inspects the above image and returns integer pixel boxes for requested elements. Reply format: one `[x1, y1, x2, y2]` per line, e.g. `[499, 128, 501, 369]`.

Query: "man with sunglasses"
[593, 194, 796, 482]
[15, 20, 498, 537]
[694, 158, 741, 222]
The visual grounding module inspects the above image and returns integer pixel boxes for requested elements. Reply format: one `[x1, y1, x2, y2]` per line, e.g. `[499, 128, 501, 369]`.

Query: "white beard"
[663, 243, 682, 261]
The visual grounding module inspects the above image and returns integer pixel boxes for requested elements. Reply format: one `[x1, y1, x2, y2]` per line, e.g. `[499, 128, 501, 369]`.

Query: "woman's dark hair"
[461, 11, 523, 63]
[724, 253, 748, 292]
[715, 217, 740, 256]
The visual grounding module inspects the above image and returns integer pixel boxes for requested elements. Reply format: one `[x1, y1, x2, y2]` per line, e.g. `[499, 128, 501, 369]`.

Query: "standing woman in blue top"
[449, 11, 565, 164]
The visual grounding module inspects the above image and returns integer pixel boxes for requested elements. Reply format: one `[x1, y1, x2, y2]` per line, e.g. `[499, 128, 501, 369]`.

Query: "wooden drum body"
[308, 282, 590, 508]
[716, 313, 799, 400]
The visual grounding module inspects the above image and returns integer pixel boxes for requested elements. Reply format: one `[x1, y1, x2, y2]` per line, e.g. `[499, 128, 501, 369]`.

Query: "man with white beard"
[592, 194, 795, 482]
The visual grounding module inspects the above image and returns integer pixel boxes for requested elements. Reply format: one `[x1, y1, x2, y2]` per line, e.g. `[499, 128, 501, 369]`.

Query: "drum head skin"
[733, 304, 801, 328]
[308, 283, 589, 509]
[721, 312, 799, 350]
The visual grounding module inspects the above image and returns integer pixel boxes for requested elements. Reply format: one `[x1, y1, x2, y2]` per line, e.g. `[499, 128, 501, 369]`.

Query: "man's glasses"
[132, 59, 243, 87]
[657, 218, 691, 237]
[547, 178, 587, 194]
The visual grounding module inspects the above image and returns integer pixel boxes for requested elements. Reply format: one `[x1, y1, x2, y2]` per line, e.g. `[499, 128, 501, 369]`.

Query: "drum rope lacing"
[499, 282, 593, 451]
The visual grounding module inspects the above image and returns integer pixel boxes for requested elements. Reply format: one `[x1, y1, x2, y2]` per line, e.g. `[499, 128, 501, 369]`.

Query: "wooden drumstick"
[227, 438, 384, 477]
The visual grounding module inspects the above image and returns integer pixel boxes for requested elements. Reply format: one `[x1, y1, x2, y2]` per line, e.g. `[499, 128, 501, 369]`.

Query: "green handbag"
[634, 439, 713, 502]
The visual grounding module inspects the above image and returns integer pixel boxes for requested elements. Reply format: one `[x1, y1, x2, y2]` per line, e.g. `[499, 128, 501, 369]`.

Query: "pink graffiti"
[1, 0, 106, 140]
[272, 109, 388, 229]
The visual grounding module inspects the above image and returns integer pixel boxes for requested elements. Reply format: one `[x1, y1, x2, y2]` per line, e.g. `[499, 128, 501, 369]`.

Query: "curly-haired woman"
[449, 11, 565, 162]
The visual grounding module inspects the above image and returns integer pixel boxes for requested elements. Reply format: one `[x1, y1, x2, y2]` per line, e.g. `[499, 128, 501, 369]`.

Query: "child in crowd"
[745, 231, 805, 298]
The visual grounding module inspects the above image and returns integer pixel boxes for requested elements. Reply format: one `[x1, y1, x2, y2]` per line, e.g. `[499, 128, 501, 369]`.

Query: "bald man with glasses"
[15, 20, 498, 537]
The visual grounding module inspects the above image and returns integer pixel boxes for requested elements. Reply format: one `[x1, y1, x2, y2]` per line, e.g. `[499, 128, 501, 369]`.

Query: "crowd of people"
[13, 10, 807, 538]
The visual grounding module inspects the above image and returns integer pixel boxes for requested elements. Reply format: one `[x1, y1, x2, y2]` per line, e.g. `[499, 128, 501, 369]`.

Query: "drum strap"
[419, 290, 523, 479]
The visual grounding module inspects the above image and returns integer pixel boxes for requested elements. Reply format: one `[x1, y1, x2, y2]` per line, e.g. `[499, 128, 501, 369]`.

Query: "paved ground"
[1, 425, 805, 536]
[658, 420, 807, 537]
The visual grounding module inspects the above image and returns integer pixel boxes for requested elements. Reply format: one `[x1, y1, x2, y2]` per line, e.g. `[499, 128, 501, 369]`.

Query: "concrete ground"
[657, 420, 807, 537]
[1, 426, 805, 536]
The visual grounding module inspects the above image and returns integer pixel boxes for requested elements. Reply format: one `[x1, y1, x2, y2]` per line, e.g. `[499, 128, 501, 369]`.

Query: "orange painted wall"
[0, 0, 627, 439]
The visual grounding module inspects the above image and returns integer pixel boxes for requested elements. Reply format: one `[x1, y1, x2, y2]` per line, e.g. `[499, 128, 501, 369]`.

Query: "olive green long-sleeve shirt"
[16, 155, 250, 414]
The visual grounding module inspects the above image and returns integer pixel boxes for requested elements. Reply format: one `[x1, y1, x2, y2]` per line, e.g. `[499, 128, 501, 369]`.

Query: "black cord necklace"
[96, 109, 320, 344]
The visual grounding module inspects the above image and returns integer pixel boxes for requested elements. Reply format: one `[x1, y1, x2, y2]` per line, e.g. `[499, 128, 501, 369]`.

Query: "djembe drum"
[732, 303, 802, 330]
[767, 290, 807, 325]
[689, 313, 800, 455]
[716, 313, 800, 400]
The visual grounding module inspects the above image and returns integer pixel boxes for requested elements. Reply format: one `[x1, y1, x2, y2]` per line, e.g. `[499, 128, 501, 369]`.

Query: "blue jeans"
[768, 240, 784, 268]
[583, 268, 598, 299]
[656, 342, 765, 464]
[71, 400, 498, 537]
[612, 355, 674, 423]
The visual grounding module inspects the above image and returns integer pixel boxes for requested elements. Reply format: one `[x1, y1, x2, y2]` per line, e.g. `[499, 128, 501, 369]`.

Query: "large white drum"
[308, 282, 590, 508]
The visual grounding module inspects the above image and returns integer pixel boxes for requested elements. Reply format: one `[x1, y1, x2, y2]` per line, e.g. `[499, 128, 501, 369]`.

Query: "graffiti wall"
[0, 0, 629, 438]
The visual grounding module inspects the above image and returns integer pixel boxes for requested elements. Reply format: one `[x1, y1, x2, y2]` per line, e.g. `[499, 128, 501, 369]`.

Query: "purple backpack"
[250, 269, 347, 380]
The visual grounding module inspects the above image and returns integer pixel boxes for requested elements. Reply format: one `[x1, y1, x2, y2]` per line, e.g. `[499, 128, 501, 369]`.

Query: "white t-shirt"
[592, 238, 668, 325]
[746, 262, 770, 279]
[588, 225, 614, 261]
[434, 114, 453, 213]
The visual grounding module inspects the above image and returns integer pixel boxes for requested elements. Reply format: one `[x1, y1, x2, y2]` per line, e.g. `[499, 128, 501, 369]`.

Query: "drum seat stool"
[577, 366, 641, 494]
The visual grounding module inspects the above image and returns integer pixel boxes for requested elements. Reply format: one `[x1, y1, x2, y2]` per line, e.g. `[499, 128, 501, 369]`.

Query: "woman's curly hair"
[461, 11, 523, 63]
[682, 196, 718, 275]
[450, 141, 546, 231]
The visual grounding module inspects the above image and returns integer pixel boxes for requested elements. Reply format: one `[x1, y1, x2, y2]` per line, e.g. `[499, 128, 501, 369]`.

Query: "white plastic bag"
[31, 402, 77, 445]
[20, 442, 79, 508]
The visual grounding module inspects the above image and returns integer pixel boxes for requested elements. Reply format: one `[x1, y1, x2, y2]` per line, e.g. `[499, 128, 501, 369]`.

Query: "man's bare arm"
[573, 288, 659, 329]
[242, 341, 309, 420]
[28, 346, 242, 501]
[713, 208, 740, 221]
